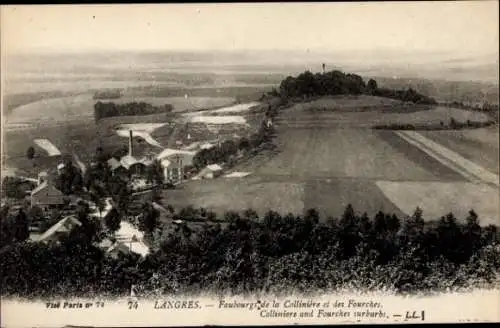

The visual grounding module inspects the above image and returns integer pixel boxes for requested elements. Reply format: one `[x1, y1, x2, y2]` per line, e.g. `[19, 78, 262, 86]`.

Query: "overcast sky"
[1, 2, 498, 57]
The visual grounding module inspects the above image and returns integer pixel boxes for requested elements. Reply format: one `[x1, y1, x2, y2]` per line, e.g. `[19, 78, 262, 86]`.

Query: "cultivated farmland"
[241, 128, 445, 181]
[166, 177, 305, 217]
[419, 127, 499, 174]
[169, 95, 499, 224]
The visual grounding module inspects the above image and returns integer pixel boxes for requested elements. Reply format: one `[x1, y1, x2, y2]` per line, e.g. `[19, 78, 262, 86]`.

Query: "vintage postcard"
[1, 2, 499, 327]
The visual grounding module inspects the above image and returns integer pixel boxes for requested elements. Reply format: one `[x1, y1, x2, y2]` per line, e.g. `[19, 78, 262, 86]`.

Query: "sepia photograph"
[1, 2, 499, 326]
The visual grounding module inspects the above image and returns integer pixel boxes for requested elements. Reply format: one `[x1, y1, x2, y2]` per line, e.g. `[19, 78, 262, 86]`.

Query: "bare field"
[165, 178, 304, 217]
[303, 178, 405, 219]
[3, 124, 95, 177]
[164, 124, 483, 220]
[250, 128, 444, 181]
[395, 131, 499, 186]
[276, 97, 492, 129]
[284, 95, 406, 113]
[164, 176, 409, 220]
[5, 94, 95, 125]
[419, 128, 500, 174]
[175, 98, 496, 221]
[376, 181, 499, 226]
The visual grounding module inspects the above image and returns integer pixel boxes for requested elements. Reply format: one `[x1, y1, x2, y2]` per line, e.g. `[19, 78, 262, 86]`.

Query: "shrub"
[1, 204, 498, 298]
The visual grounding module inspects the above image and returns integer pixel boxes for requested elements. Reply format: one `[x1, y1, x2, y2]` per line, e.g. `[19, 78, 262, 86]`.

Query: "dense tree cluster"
[94, 101, 174, 121]
[1, 177, 36, 199]
[26, 146, 35, 160]
[146, 160, 164, 186]
[373, 87, 437, 105]
[1, 204, 498, 298]
[55, 159, 84, 195]
[0, 208, 29, 248]
[278, 70, 437, 105]
[192, 121, 274, 171]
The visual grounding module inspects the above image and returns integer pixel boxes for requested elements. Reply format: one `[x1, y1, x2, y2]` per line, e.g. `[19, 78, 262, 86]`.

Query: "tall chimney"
[129, 130, 133, 157]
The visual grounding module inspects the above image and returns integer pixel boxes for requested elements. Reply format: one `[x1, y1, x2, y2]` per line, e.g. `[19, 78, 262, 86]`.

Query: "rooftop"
[207, 164, 223, 171]
[120, 155, 139, 169]
[156, 148, 196, 160]
[37, 216, 82, 243]
[107, 158, 122, 170]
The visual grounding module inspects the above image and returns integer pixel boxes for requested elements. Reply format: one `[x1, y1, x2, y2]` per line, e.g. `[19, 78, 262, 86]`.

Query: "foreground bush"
[1, 206, 499, 298]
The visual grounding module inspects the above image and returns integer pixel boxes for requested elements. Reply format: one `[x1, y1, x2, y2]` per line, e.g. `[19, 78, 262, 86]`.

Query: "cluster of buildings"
[6, 129, 229, 255]
[27, 130, 225, 216]
[104, 130, 225, 184]
[33, 198, 150, 259]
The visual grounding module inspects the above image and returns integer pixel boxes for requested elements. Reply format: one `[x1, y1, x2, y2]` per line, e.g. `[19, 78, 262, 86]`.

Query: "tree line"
[192, 120, 275, 171]
[278, 70, 437, 105]
[441, 101, 499, 122]
[1, 203, 499, 298]
[93, 89, 123, 100]
[373, 117, 495, 131]
[94, 101, 174, 121]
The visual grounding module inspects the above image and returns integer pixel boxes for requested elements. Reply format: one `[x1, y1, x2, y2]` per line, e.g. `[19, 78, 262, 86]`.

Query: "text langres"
[154, 300, 201, 309]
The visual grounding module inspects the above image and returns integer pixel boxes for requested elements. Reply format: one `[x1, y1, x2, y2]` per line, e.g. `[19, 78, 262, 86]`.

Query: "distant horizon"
[7, 47, 499, 57]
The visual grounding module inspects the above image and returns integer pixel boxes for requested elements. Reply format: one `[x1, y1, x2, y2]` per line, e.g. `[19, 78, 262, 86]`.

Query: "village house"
[106, 241, 134, 259]
[37, 169, 59, 186]
[195, 164, 223, 180]
[36, 215, 82, 244]
[156, 148, 195, 167]
[161, 159, 182, 183]
[157, 148, 196, 183]
[30, 180, 65, 210]
[107, 157, 128, 178]
[38, 171, 49, 185]
[120, 155, 148, 176]
[105, 240, 145, 260]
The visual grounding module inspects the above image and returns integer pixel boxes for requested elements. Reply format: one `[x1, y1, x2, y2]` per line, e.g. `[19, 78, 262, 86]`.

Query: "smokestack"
[129, 130, 133, 157]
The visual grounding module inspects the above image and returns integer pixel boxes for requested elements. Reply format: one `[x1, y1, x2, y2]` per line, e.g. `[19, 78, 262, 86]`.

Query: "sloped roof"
[31, 181, 49, 195]
[161, 159, 182, 169]
[106, 240, 149, 257]
[31, 181, 64, 200]
[107, 241, 132, 256]
[107, 158, 122, 170]
[38, 216, 82, 243]
[120, 155, 139, 169]
[139, 157, 153, 166]
[201, 143, 215, 150]
[183, 142, 200, 151]
[96, 238, 114, 250]
[156, 148, 196, 160]
[207, 164, 223, 171]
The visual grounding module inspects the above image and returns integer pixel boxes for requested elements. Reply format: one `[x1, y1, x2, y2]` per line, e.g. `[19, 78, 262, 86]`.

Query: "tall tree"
[147, 160, 164, 185]
[104, 208, 121, 233]
[138, 203, 159, 235]
[26, 146, 35, 160]
[14, 209, 30, 242]
[367, 79, 378, 94]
